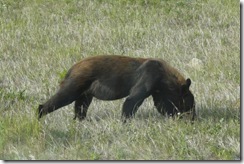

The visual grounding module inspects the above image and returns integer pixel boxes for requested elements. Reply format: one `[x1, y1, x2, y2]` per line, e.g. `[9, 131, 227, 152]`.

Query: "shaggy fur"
[38, 55, 195, 121]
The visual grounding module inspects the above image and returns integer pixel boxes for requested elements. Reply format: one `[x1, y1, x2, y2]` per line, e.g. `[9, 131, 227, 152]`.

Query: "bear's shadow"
[196, 106, 240, 123]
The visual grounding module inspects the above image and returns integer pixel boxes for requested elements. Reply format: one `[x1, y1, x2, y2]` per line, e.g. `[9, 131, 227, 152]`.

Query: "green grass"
[0, 0, 240, 160]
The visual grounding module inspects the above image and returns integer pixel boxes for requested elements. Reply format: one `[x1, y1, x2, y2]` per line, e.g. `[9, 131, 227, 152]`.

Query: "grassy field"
[0, 0, 240, 160]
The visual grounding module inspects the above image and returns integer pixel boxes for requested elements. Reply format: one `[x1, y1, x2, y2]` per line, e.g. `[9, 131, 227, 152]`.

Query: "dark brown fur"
[38, 55, 196, 121]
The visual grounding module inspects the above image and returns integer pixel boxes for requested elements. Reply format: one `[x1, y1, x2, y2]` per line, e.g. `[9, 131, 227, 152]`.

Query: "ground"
[0, 0, 240, 160]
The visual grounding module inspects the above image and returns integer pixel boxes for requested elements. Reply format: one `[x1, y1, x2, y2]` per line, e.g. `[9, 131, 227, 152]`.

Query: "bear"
[38, 55, 196, 122]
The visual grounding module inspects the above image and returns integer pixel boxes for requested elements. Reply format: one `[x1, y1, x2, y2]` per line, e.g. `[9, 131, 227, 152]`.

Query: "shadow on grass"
[196, 106, 240, 123]
[46, 129, 74, 147]
[77, 106, 241, 124]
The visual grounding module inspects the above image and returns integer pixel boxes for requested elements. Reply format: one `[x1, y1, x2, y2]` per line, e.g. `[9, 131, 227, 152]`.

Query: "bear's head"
[154, 78, 196, 121]
[178, 78, 196, 120]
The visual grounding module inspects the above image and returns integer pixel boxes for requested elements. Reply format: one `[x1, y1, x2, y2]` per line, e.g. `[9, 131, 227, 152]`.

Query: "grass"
[0, 0, 240, 160]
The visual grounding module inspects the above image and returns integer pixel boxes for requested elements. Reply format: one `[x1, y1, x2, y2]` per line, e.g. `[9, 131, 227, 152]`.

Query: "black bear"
[38, 55, 195, 121]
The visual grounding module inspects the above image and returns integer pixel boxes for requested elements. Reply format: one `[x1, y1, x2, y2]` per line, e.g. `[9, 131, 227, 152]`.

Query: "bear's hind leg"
[39, 88, 80, 119]
[74, 94, 93, 121]
[38, 78, 91, 119]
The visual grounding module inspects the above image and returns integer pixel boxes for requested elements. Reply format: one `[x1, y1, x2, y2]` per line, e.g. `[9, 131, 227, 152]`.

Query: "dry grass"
[0, 0, 240, 160]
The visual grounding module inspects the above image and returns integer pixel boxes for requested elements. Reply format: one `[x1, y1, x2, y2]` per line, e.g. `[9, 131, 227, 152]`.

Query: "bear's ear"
[181, 78, 191, 95]
[186, 78, 191, 88]
[38, 104, 43, 119]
